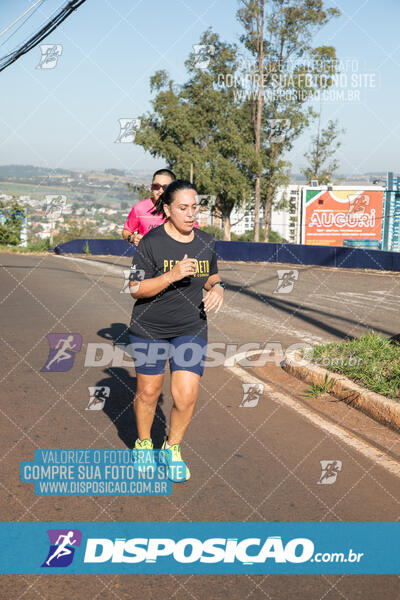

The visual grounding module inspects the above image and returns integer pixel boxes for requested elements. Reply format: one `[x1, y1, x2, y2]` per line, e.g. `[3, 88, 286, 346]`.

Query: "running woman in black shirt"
[128, 180, 223, 482]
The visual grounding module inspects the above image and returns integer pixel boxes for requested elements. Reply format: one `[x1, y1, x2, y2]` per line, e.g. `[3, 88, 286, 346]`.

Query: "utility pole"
[49, 218, 55, 247]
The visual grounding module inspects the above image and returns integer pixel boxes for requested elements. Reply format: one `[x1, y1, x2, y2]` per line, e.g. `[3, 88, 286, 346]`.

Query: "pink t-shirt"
[124, 197, 198, 236]
[124, 197, 165, 236]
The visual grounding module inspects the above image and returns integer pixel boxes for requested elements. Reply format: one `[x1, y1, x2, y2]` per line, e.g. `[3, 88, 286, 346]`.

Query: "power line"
[0, 0, 48, 50]
[0, 0, 88, 73]
[0, 0, 45, 39]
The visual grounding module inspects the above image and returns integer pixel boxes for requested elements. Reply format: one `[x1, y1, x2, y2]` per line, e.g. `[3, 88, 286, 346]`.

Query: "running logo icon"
[239, 383, 264, 408]
[317, 460, 342, 485]
[41, 333, 82, 372]
[36, 44, 63, 69]
[42, 529, 82, 568]
[267, 118, 290, 143]
[197, 194, 216, 208]
[121, 266, 145, 293]
[192, 44, 215, 69]
[347, 193, 370, 214]
[115, 118, 141, 143]
[86, 386, 110, 410]
[45, 195, 67, 220]
[274, 269, 299, 294]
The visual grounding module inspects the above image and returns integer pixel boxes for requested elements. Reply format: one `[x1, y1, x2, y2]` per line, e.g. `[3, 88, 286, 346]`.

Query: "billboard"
[302, 188, 384, 246]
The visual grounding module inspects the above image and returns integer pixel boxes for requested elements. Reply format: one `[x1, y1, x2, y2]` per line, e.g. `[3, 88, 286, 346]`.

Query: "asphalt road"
[0, 252, 399, 599]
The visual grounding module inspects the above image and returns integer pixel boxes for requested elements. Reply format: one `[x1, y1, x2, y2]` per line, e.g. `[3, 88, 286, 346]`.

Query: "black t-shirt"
[128, 224, 218, 339]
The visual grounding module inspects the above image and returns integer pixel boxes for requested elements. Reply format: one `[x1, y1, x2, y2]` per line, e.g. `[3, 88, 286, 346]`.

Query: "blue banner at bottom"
[1, 522, 398, 574]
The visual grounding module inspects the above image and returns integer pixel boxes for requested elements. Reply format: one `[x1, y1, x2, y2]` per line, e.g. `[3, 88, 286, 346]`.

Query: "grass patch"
[302, 374, 336, 398]
[0, 240, 52, 253]
[303, 333, 400, 400]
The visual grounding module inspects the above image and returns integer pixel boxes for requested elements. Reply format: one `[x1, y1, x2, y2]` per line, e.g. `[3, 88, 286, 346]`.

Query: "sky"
[0, 0, 399, 177]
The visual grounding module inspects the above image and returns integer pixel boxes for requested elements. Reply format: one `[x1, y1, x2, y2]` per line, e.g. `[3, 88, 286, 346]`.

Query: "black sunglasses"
[151, 183, 169, 191]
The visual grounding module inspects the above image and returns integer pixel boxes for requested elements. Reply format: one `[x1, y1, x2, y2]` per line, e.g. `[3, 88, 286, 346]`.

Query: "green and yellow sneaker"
[160, 441, 191, 482]
[133, 438, 156, 473]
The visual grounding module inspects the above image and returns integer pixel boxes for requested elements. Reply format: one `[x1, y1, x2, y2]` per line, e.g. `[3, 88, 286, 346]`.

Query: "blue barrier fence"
[53, 238, 400, 272]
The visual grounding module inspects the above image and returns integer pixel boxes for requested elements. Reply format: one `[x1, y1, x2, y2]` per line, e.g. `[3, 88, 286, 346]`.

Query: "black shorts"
[127, 334, 207, 376]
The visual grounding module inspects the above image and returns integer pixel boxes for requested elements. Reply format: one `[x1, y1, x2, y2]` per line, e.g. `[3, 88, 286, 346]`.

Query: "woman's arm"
[203, 273, 221, 291]
[123, 228, 143, 246]
[122, 228, 133, 241]
[129, 254, 198, 299]
[203, 276, 224, 313]
[129, 272, 173, 299]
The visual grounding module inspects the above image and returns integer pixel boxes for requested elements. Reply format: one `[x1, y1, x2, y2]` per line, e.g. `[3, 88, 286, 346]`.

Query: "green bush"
[0, 198, 26, 245]
[200, 225, 224, 240]
[200, 225, 286, 242]
[231, 230, 254, 241]
[269, 229, 286, 243]
[231, 228, 286, 242]
[52, 221, 98, 246]
[27, 238, 50, 252]
[0, 237, 50, 253]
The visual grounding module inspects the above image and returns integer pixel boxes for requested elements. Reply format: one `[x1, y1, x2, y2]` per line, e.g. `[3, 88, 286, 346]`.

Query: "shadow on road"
[95, 367, 166, 449]
[224, 282, 395, 339]
[97, 322, 131, 345]
[94, 322, 167, 449]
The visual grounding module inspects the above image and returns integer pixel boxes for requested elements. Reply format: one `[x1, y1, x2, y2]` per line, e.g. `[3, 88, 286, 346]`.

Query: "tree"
[231, 227, 285, 242]
[301, 117, 344, 184]
[237, 0, 265, 242]
[127, 183, 148, 202]
[52, 221, 98, 246]
[133, 30, 256, 240]
[0, 197, 25, 245]
[200, 225, 224, 240]
[237, 0, 341, 241]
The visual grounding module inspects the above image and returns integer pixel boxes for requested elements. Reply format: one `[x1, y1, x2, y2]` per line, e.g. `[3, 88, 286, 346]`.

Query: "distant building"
[227, 185, 302, 242]
[197, 189, 300, 240]
[197, 205, 222, 229]
[230, 205, 265, 235]
[271, 185, 302, 243]
[37, 231, 50, 239]
[381, 172, 400, 252]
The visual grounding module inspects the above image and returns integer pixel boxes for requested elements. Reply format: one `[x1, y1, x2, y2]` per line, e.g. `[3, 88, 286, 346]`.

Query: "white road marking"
[309, 292, 399, 312]
[227, 306, 327, 345]
[227, 349, 400, 479]
[370, 290, 400, 298]
[53, 254, 125, 276]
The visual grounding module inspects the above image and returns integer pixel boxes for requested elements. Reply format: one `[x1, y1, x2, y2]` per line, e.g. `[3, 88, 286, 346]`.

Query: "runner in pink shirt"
[123, 169, 176, 246]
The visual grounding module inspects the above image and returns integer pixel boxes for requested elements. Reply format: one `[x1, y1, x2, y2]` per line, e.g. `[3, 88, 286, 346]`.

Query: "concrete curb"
[283, 351, 400, 432]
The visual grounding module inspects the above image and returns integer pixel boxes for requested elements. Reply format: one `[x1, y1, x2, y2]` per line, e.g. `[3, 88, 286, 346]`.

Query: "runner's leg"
[134, 372, 164, 441]
[168, 370, 200, 445]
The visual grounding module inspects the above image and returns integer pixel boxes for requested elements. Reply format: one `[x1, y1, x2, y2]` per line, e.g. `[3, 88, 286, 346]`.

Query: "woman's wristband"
[211, 281, 225, 289]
